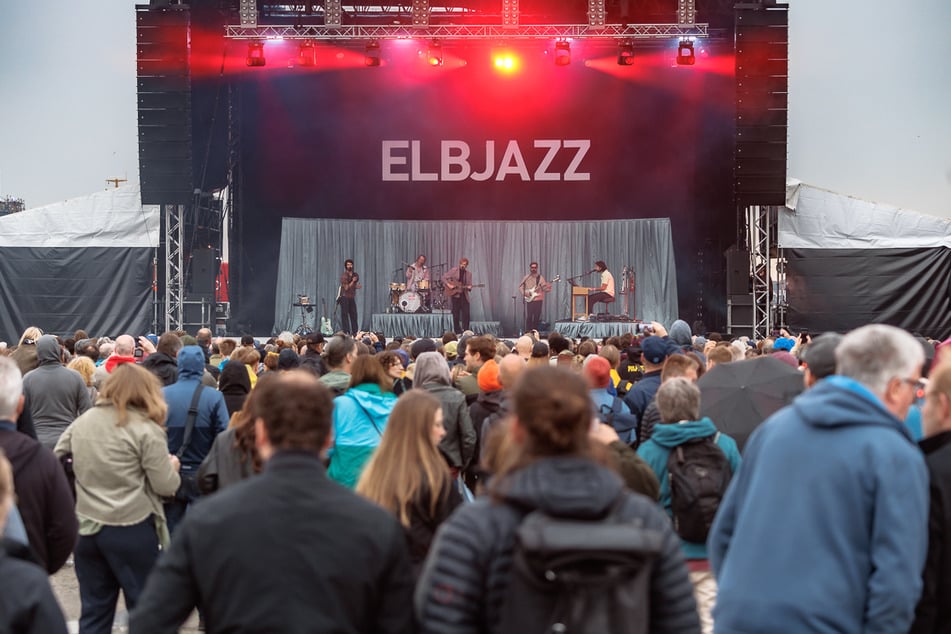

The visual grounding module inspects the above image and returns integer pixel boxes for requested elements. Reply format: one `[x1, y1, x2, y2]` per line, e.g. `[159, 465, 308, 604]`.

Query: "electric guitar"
[444, 282, 485, 298]
[524, 274, 560, 303]
[320, 298, 333, 336]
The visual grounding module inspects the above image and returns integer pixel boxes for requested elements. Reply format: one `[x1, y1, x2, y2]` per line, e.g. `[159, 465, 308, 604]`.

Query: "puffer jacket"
[327, 384, 397, 488]
[414, 456, 700, 633]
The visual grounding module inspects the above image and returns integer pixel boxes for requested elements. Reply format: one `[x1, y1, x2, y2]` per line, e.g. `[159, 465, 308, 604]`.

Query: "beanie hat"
[478, 359, 502, 392]
[583, 356, 612, 389]
[410, 338, 438, 360]
[773, 337, 795, 352]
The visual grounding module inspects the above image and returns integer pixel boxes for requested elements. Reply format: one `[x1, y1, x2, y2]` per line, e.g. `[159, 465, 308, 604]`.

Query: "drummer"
[406, 254, 430, 292]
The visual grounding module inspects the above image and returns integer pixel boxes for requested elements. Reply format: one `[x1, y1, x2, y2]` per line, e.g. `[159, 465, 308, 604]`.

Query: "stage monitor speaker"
[189, 247, 217, 298]
[725, 248, 750, 295]
[734, 3, 788, 207]
[136, 4, 193, 206]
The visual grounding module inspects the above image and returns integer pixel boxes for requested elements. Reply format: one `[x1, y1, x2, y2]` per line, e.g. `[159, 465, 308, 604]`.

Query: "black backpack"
[598, 397, 639, 446]
[666, 433, 732, 543]
[497, 499, 664, 634]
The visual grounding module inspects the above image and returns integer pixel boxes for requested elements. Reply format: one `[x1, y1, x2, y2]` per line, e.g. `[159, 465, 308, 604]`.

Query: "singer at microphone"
[586, 260, 616, 316]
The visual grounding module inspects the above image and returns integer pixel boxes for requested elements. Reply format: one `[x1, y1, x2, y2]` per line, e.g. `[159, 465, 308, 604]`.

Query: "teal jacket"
[327, 384, 397, 489]
[636, 417, 741, 560]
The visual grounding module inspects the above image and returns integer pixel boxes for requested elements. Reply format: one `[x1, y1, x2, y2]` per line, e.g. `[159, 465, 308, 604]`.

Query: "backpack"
[666, 433, 732, 543]
[497, 499, 664, 634]
[598, 397, 638, 446]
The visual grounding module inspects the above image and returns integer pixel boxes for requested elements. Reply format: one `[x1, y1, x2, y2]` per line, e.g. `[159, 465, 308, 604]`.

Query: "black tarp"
[785, 247, 951, 339]
[0, 247, 153, 342]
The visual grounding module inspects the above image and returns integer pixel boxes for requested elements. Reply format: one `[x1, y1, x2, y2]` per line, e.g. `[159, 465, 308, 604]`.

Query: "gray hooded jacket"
[22, 335, 91, 450]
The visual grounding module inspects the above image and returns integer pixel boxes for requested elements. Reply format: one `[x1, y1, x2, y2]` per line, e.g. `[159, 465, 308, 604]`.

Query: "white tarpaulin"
[0, 184, 159, 248]
[779, 179, 951, 249]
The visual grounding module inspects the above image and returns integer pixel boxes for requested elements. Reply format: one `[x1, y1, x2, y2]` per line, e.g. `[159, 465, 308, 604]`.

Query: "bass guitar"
[444, 282, 485, 298]
[524, 274, 560, 303]
[320, 298, 333, 336]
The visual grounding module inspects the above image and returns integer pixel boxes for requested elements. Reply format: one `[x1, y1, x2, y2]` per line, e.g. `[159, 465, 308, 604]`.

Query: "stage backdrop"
[274, 217, 678, 336]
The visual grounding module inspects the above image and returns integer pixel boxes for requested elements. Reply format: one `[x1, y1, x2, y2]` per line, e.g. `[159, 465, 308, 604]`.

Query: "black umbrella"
[697, 355, 805, 452]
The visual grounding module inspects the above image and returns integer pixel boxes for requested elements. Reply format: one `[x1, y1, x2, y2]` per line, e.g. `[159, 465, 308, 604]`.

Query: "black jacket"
[0, 425, 78, 573]
[414, 456, 699, 633]
[911, 430, 951, 634]
[131, 450, 415, 633]
[0, 538, 68, 634]
[140, 352, 178, 387]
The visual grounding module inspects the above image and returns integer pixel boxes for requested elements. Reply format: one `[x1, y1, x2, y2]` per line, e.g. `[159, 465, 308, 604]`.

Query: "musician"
[587, 260, 615, 314]
[338, 259, 361, 335]
[405, 255, 430, 292]
[518, 262, 550, 332]
[442, 258, 472, 333]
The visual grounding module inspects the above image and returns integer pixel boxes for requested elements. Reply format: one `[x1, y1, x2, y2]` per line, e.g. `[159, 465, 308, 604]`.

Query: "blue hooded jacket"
[708, 376, 929, 634]
[636, 417, 741, 560]
[163, 346, 230, 470]
[327, 384, 397, 489]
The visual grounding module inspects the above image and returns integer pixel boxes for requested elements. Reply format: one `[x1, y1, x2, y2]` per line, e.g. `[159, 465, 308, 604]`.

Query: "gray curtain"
[273, 218, 678, 336]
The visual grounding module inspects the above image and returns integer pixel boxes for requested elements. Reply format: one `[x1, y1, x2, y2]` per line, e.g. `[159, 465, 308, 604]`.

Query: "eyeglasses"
[899, 377, 927, 393]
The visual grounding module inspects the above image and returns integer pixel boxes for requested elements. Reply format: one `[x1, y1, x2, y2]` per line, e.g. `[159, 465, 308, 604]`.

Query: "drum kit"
[386, 278, 449, 313]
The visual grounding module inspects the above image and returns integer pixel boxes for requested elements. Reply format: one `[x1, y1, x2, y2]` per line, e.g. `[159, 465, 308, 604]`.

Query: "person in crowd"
[379, 350, 412, 396]
[195, 327, 212, 363]
[299, 331, 327, 376]
[132, 371, 414, 633]
[598, 343, 625, 396]
[327, 355, 398, 488]
[637, 378, 741, 634]
[412, 352, 477, 477]
[623, 332, 673, 427]
[469, 357, 503, 447]
[319, 335, 356, 396]
[92, 334, 138, 388]
[140, 331, 182, 387]
[415, 366, 699, 631]
[68, 355, 99, 405]
[10, 326, 42, 376]
[162, 346, 230, 533]
[23, 334, 91, 450]
[528, 341, 549, 368]
[0, 356, 77, 574]
[54, 364, 181, 633]
[217, 359, 251, 417]
[799, 332, 843, 388]
[0, 447, 69, 633]
[198, 375, 270, 495]
[454, 335, 495, 402]
[356, 390, 462, 576]
[704, 345, 734, 371]
[709, 324, 929, 633]
[911, 360, 951, 633]
[638, 353, 703, 447]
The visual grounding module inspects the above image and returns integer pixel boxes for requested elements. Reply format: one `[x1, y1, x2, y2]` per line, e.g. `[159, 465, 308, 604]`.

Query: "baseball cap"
[641, 336, 669, 365]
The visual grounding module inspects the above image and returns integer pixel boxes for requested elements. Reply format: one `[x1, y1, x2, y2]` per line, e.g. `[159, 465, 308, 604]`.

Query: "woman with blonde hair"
[357, 389, 461, 575]
[11, 325, 42, 375]
[68, 355, 99, 404]
[54, 364, 181, 632]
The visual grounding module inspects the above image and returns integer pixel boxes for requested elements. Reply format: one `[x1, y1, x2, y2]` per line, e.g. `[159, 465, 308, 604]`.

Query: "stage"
[370, 313, 501, 338]
[551, 320, 643, 339]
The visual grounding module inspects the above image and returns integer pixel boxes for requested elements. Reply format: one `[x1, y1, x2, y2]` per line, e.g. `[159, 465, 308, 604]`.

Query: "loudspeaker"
[727, 294, 754, 338]
[725, 248, 750, 295]
[137, 5, 193, 205]
[189, 247, 217, 298]
[734, 3, 788, 207]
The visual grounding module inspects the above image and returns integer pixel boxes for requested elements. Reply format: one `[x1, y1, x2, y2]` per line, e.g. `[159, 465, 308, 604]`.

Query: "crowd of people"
[0, 318, 949, 633]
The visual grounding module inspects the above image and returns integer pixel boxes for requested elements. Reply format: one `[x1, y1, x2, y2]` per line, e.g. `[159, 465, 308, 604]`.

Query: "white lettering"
[382, 140, 409, 181]
[411, 140, 438, 181]
[470, 141, 495, 182]
[563, 140, 591, 181]
[495, 140, 531, 181]
[533, 140, 562, 181]
[441, 141, 471, 181]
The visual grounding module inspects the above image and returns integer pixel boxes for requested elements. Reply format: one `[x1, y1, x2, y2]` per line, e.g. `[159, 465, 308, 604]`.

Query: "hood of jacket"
[176, 345, 206, 381]
[475, 388, 504, 410]
[794, 375, 910, 437]
[35, 335, 62, 366]
[218, 360, 251, 396]
[669, 320, 693, 347]
[493, 456, 624, 520]
[345, 384, 397, 424]
[648, 417, 719, 448]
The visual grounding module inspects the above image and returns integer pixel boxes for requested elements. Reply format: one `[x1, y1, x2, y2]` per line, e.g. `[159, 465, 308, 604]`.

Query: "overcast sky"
[1, 0, 949, 216]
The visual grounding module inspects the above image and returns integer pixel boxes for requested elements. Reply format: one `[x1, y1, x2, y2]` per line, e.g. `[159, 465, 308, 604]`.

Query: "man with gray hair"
[709, 324, 929, 633]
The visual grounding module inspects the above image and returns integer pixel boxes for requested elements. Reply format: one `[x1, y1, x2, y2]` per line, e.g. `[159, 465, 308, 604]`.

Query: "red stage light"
[426, 42, 443, 67]
[246, 42, 266, 67]
[676, 40, 696, 66]
[554, 41, 571, 66]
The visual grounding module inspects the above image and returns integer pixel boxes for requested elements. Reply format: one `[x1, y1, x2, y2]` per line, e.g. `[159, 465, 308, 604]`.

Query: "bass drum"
[398, 291, 421, 313]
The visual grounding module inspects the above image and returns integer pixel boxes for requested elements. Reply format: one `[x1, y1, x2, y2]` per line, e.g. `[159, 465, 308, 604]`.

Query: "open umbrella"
[697, 355, 804, 452]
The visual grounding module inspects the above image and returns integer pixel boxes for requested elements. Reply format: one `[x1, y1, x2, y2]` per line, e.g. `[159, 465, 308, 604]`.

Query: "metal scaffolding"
[747, 204, 771, 340]
[164, 204, 185, 332]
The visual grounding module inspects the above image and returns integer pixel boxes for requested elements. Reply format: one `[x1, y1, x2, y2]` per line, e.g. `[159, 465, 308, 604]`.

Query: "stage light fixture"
[427, 42, 443, 66]
[617, 41, 634, 66]
[297, 41, 316, 67]
[364, 42, 381, 67]
[676, 39, 696, 66]
[554, 41, 571, 66]
[246, 42, 266, 67]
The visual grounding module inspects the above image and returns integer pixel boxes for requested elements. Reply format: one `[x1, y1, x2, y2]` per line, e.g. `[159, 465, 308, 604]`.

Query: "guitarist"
[442, 257, 473, 333]
[338, 259, 361, 335]
[518, 261, 551, 332]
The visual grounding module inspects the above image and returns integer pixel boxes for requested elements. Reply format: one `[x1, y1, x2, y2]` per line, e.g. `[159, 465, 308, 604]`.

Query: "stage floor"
[370, 313, 500, 338]
[552, 320, 641, 339]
